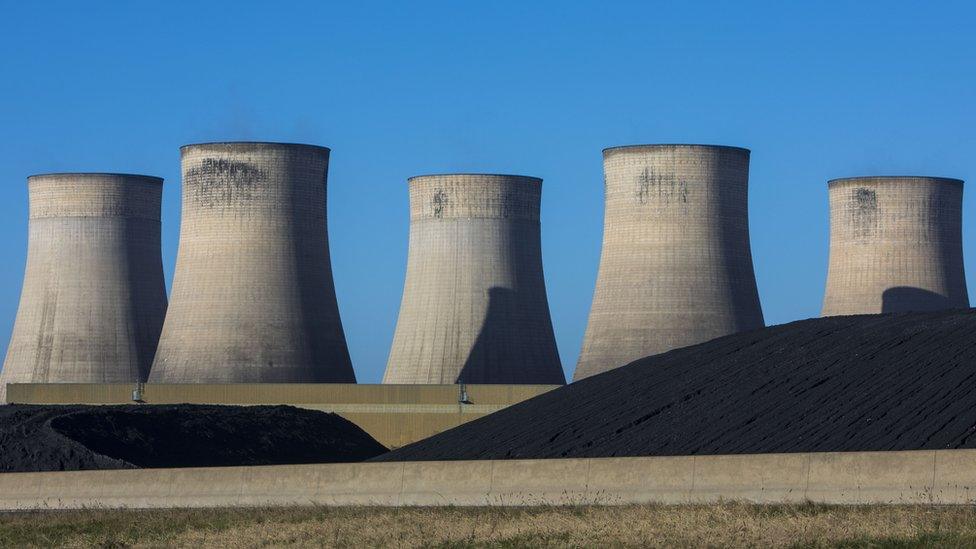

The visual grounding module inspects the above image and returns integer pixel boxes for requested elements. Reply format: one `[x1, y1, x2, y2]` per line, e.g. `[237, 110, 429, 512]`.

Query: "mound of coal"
[377, 309, 976, 461]
[0, 404, 386, 472]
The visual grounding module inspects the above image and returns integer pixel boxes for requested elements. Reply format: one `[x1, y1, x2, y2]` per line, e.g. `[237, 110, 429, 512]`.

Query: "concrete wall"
[4, 383, 558, 448]
[384, 174, 564, 384]
[1, 449, 974, 509]
[822, 176, 969, 316]
[150, 142, 354, 383]
[0, 174, 168, 402]
[575, 145, 764, 380]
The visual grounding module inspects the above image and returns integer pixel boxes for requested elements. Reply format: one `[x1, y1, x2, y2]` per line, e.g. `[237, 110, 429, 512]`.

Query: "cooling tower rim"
[602, 143, 751, 155]
[27, 173, 164, 183]
[407, 173, 542, 183]
[179, 141, 331, 153]
[828, 176, 964, 187]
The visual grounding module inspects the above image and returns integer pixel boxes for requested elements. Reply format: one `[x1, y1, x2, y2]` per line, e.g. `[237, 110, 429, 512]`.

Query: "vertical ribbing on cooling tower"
[0, 174, 167, 401]
[149, 142, 355, 383]
[821, 177, 968, 316]
[383, 174, 565, 384]
[574, 145, 765, 381]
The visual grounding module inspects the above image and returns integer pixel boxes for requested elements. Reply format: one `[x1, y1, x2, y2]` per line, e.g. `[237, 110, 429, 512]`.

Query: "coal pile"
[377, 309, 976, 461]
[0, 404, 386, 472]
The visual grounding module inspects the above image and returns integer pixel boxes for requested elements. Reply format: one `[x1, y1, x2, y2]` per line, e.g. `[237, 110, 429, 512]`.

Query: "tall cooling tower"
[149, 142, 355, 383]
[821, 176, 968, 316]
[383, 174, 565, 384]
[0, 173, 167, 400]
[574, 144, 765, 381]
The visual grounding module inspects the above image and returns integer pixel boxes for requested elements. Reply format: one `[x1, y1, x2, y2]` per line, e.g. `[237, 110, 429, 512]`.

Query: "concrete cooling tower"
[0, 174, 167, 401]
[149, 142, 355, 383]
[821, 176, 968, 316]
[574, 144, 765, 381]
[383, 174, 565, 385]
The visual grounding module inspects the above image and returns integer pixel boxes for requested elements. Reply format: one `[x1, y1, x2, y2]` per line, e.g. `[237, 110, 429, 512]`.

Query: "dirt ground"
[2, 503, 975, 548]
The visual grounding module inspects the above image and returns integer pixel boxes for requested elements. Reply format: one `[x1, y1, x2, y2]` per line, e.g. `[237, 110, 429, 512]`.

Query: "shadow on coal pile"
[0, 404, 387, 472]
[375, 308, 976, 462]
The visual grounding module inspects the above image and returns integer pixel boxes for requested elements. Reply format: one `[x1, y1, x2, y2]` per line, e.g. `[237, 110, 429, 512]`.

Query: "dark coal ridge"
[0, 406, 135, 473]
[376, 309, 976, 461]
[0, 404, 387, 472]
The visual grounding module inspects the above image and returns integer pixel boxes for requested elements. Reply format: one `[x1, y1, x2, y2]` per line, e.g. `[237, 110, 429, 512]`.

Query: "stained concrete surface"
[3, 449, 976, 509]
[822, 176, 968, 315]
[0, 174, 168, 402]
[575, 145, 764, 380]
[150, 142, 354, 383]
[384, 174, 564, 384]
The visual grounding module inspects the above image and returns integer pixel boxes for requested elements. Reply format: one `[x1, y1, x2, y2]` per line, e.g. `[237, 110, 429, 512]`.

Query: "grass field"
[2, 503, 976, 548]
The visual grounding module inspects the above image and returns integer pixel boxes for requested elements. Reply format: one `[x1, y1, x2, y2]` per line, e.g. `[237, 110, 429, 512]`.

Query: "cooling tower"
[821, 176, 968, 316]
[149, 142, 355, 383]
[0, 173, 167, 401]
[574, 144, 765, 381]
[383, 174, 565, 384]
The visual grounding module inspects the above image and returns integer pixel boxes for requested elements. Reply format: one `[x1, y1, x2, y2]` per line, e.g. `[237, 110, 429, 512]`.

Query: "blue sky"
[0, 1, 973, 382]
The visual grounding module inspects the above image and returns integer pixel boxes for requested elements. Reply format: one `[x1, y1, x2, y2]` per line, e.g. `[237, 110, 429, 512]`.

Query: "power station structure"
[821, 176, 968, 316]
[0, 173, 168, 401]
[149, 142, 355, 383]
[383, 174, 565, 385]
[574, 144, 765, 381]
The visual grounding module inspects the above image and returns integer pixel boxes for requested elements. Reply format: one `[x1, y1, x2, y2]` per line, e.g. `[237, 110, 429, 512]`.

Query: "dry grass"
[1, 503, 975, 548]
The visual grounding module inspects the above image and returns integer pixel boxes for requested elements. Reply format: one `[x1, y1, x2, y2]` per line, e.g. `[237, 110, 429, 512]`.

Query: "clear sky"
[0, 1, 973, 382]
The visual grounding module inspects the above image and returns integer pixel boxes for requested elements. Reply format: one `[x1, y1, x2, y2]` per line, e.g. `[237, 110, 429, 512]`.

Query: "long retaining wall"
[4, 383, 558, 448]
[1, 449, 974, 510]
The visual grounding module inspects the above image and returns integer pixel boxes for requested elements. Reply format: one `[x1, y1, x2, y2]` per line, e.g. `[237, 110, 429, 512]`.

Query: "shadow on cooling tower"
[125, 230, 165, 374]
[458, 287, 531, 384]
[881, 286, 959, 313]
[286, 171, 343, 373]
